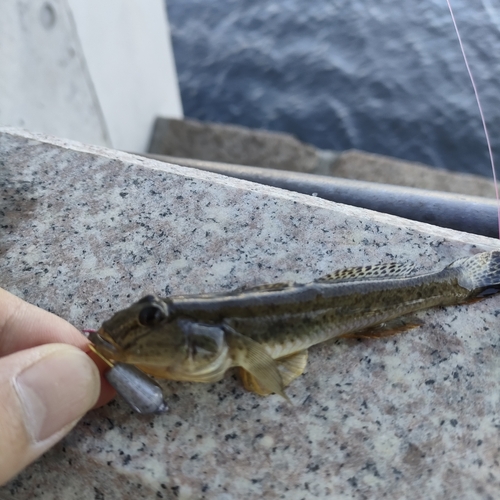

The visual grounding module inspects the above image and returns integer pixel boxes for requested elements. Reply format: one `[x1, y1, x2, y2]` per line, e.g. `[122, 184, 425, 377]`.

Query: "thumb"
[0, 343, 100, 485]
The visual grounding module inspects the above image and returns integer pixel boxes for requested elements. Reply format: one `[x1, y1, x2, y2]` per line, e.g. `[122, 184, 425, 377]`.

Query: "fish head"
[93, 294, 229, 381]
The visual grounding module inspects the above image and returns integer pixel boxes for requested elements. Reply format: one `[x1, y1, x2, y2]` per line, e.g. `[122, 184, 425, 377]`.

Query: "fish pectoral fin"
[239, 367, 274, 396]
[276, 350, 308, 387]
[239, 350, 308, 396]
[224, 326, 288, 401]
[338, 317, 424, 340]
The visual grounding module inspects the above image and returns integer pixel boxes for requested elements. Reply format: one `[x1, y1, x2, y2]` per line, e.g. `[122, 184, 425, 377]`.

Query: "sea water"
[166, 0, 500, 177]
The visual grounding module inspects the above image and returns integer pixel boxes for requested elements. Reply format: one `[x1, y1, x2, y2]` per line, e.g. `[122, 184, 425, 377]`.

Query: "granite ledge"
[1, 128, 500, 500]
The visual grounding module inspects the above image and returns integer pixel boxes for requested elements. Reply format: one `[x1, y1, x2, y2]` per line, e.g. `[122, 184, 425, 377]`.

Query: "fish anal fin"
[225, 326, 288, 401]
[460, 296, 485, 305]
[460, 286, 500, 304]
[317, 262, 416, 284]
[276, 350, 308, 387]
[338, 317, 424, 340]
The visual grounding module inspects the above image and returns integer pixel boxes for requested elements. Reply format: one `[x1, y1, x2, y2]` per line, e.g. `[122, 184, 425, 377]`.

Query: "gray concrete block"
[2, 128, 500, 498]
[148, 118, 497, 199]
[148, 117, 321, 173]
[330, 149, 498, 198]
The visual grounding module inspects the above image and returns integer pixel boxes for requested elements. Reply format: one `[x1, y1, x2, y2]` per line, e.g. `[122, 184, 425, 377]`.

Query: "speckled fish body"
[93, 251, 500, 397]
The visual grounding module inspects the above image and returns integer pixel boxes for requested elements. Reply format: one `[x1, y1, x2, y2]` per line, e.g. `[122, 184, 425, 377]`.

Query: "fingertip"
[15, 346, 101, 442]
[0, 344, 101, 485]
[0, 288, 89, 355]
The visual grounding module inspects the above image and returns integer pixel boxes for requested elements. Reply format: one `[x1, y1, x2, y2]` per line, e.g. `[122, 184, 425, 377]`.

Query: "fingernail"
[15, 347, 100, 442]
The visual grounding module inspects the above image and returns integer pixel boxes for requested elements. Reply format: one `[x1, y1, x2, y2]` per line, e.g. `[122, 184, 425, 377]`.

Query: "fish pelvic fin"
[448, 250, 500, 296]
[224, 326, 288, 401]
[317, 261, 416, 284]
[338, 317, 424, 340]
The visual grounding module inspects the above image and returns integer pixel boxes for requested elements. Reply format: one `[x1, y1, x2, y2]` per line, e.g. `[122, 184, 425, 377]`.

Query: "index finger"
[0, 288, 87, 356]
[0, 288, 115, 407]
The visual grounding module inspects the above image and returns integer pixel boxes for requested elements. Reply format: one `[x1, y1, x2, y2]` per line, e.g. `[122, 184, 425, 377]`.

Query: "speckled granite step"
[2, 128, 500, 500]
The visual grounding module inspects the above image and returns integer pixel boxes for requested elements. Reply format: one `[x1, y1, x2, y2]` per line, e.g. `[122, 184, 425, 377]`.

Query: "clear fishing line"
[446, 0, 500, 238]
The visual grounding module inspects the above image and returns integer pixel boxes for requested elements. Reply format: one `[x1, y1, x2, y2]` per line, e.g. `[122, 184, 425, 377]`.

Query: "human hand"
[0, 288, 115, 485]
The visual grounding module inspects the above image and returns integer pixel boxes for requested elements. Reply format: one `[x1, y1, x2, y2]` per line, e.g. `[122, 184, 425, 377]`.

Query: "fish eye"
[137, 305, 167, 327]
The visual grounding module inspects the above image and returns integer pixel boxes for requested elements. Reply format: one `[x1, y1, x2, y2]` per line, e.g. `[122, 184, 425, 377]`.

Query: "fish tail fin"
[448, 250, 500, 296]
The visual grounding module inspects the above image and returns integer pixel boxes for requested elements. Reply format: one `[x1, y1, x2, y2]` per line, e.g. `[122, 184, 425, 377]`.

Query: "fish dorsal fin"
[223, 325, 289, 400]
[317, 261, 416, 284]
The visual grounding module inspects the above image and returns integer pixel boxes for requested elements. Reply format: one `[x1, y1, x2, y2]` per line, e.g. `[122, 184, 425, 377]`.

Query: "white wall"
[0, 0, 183, 152]
[0, 0, 110, 146]
[67, 0, 183, 151]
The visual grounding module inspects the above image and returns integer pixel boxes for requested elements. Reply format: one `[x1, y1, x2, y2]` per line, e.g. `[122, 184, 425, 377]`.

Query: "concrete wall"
[0, 0, 183, 152]
[68, 0, 183, 151]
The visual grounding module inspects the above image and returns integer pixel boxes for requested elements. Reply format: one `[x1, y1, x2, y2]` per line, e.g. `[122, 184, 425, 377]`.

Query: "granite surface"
[1, 128, 500, 499]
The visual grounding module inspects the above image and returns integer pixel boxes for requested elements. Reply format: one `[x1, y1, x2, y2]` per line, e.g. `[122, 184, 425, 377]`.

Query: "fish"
[91, 250, 500, 399]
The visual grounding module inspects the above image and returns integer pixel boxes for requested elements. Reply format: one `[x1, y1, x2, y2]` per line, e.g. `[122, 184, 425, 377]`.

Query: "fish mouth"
[88, 329, 121, 357]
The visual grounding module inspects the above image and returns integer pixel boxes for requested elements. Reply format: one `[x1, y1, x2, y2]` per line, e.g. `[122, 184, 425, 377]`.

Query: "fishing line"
[446, 0, 500, 238]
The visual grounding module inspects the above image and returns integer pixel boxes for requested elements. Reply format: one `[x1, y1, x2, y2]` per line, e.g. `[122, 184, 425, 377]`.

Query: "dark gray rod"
[141, 153, 499, 238]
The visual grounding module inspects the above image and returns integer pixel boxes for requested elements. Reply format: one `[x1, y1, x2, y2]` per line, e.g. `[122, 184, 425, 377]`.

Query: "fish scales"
[174, 273, 454, 341]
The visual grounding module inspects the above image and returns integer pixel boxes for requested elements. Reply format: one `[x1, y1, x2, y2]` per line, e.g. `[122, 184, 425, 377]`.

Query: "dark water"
[166, 0, 500, 177]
